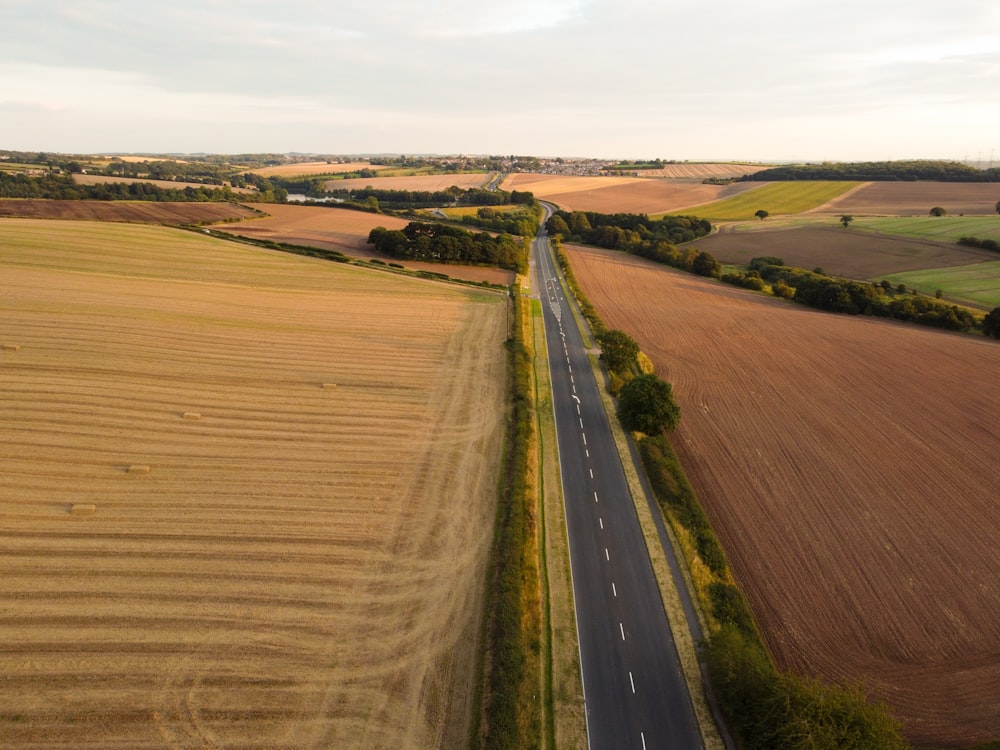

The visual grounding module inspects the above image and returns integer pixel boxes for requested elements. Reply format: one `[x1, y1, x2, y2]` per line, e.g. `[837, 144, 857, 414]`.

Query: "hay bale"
[69, 503, 97, 515]
[322, 383, 337, 389]
[127, 464, 151, 474]
[182, 412, 202, 420]
[2, 344, 20, 351]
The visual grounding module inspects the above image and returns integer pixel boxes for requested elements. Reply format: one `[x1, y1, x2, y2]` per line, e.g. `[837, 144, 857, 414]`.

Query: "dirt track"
[0, 220, 507, 748]
[565, 244, 1000, 748]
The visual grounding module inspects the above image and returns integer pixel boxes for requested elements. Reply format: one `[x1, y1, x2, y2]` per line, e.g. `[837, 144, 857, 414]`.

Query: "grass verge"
[476, 287, 542, 749]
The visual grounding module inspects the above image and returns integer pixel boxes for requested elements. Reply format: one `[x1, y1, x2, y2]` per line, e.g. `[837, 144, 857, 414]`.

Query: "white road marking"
[582, 433, 587, 445]
[594, 491, 599, 503]
[612, 582, 617, 597]
[629, 672, 635, 694]
[571, 394, 580, 403]
[599, 517, 603, 529]
[589, 468, 593, 478]
[579, 418, 583, 429]
[576, 404, 581, 415]
[605, 548, 609, 560]
[620, 622, 626, 641]
[641, 731, 647, 750]
[585, 449, 590, 458]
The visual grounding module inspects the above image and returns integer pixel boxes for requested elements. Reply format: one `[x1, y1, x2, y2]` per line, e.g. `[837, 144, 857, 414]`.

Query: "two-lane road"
[531, 219, 703, 749]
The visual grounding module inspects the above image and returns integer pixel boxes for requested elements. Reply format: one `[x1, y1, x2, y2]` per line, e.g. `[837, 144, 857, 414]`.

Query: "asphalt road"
[530, 220, 704, 750]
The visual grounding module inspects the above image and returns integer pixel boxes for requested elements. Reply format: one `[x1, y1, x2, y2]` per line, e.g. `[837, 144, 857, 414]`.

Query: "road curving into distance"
[530, 208, 705, 749]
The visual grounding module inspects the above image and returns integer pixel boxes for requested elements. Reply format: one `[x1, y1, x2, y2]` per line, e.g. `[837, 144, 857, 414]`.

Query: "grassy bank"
[476, 287, 542, 749]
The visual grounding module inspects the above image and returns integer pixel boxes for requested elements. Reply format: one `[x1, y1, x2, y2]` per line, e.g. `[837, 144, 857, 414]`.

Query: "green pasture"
[851, 215, 1000, 243]
[876, 261, 1000, 309]
[686, 181, 862, 221]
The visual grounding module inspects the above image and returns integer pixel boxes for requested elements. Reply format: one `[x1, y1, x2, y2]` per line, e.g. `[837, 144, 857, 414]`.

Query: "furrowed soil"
[0, 199, 259, 224]
[564, 244, 1000, 748]
[500, 173, 756, 215]
[696, 224, 1000, 280]
[0, 219, 507, 749]
[815, 181, 1000, 216]
[216, 204, 515, 286]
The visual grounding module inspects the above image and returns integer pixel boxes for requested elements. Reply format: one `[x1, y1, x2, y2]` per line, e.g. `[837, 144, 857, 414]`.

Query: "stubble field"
[0, 199, 259, 225]
[565, 244, 1000, 748]
[0, 219, 507, 749]
[321, 174, 488, 192]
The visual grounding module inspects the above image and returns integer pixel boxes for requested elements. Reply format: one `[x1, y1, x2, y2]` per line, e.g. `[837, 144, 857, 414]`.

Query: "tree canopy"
[617, 373, 681, 434]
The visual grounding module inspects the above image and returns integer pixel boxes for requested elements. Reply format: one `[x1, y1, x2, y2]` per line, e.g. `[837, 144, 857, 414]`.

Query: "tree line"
[546, 209, 721, 277]
[0, 171, 279, 202]
[367, 222, 527, 272]
[733, 257, 983, 332]
[742, 159, 1000, 182]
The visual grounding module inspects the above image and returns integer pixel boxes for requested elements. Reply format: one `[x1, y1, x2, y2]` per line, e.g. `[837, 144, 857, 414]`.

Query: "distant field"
[0, 219, 506, 748]
[695, 224, 999, 290]
[248, 161, 385, 178]
[851, 215, 1000, 243]
[501, 173, 755, 215]
[565, 244, 1000, 748]
[217, 204, 515, 286]
[72, 174, 256, 193]
[612, 163, 771, 179]
[322, 174, 488, 192]
[880, 261, 1000, 308]
[690, 181, 861, 221]
[820, 181, 1000, 216]
[0, 199, 259, 225]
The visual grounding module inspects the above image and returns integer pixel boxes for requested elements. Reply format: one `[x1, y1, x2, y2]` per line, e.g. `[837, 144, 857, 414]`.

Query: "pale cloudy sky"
[2, 0, 999, 161]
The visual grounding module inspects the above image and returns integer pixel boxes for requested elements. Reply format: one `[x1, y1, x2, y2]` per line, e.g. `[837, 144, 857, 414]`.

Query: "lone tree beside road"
[617, 373, 681, 435]
[840, 215, 854, 228]
[754, 209, 769, 220]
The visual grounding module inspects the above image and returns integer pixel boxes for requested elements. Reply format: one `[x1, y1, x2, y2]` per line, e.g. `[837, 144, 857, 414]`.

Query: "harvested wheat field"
[0, 218, 507, 749]
[611, 163, 772, 180]
[321, 174, 488, 192]
[71, 174, 256, 194]
[500, 173, 755, 214]
[0, 199, 260, 225]
[249, 161, 385, 178]
[565, 244, 1000, 748]
[817, 181, 1000, 216]
[218, 204, 515, 286]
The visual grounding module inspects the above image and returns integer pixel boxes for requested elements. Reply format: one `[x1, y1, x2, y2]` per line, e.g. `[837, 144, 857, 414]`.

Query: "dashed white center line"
[582, 433, 587, 445]
[620, 622, 626, 641]
[641, 731, 647, 750]
[594, 491, 599, 503]
[612, 582, 617, 597]
[629, 671, 636, 694]
[579, 418, 584, 429]
[599, 517, 603, 529]
[605, 548, 610, 561]
[589, 468, 593, 478]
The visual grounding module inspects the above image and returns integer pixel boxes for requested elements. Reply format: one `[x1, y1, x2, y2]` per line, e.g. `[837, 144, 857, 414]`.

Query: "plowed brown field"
[696, 224, 1000, 279]
[817, 181, 1000, 216]
[500, 173, 755, 214]
[0, 199, 259, 224]
[0, 219, 507, 749]
[249, 161, 383, 178]
[616, 164, 771, 180]
[217, 204, 515, 286]
[565, 244, 1000, 748]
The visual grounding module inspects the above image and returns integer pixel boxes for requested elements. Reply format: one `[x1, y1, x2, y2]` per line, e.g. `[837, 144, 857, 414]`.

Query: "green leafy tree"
[595, 329, 640, 373]
[692, 250, 721, 278]
[755, 209, 769, 220]
[839, 215, 853, 227]
[929, 206, 947, 216]
[546, 214, 570, 236]
[995, 200, 1000, 215]
[617, 373, 680, 434]
[984, 307, 1000, 338]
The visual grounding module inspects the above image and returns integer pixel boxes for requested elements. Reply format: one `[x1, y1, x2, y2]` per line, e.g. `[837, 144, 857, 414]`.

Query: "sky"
[2, 0, 999, 162]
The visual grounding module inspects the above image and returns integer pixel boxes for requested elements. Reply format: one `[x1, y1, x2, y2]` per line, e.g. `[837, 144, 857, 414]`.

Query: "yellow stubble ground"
[0, 219, 507, 749]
